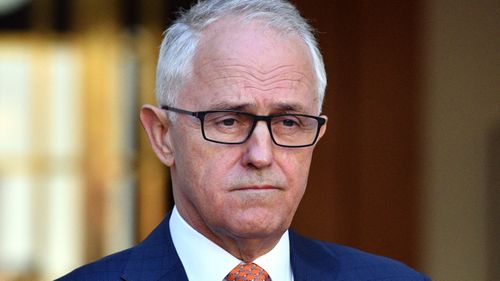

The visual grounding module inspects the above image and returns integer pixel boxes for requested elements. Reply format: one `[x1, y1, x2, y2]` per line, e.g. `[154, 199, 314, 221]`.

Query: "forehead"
[180, 17, 317, 112]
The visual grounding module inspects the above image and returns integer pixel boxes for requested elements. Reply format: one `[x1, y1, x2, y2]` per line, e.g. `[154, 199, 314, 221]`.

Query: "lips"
[231, 185, 283, 192]
[237, 185, 276, 190]
[229, 177, 286, 191]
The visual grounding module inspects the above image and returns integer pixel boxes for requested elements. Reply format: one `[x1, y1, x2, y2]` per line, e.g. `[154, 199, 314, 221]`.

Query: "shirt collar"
[169, 206, 293, 281]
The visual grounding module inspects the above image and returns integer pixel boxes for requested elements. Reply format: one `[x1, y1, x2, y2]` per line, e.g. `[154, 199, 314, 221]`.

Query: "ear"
[140, 104, 175, 166]
[318, 115, 328, 140]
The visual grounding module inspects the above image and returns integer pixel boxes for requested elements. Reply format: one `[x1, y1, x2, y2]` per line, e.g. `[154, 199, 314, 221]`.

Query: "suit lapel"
[121, 213, 189, 281]
[289, 230, 339, 281]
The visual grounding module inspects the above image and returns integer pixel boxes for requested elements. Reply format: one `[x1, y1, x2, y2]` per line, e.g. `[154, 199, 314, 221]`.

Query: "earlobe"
[139, 105, 175, 166]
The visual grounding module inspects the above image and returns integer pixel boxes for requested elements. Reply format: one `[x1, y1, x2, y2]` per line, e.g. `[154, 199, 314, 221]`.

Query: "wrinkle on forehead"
[195, 58, 313, 93]
[201, 59, 309, 80]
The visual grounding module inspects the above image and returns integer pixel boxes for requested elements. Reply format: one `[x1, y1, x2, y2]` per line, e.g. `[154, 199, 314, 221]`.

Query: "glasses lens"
[203, 112, 253, 143]
[201, 111, 321, 147]
[271, 115, 319, 146]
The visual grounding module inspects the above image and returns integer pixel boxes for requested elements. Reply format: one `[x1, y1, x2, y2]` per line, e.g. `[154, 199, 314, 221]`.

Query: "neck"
[216, 233, 282, 262]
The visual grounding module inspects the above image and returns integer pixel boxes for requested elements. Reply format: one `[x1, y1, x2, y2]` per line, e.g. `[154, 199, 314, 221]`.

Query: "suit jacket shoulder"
[55, 248, 132, 281]
[55, 217, 188, 281]
[290, 231, 431, 281]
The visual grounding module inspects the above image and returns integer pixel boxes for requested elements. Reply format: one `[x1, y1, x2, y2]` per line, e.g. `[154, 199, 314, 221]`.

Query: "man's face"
[166, 18, 326, 244]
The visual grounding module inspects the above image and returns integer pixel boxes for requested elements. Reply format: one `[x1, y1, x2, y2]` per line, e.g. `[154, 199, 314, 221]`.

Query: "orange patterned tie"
[224, 262, 271, 281]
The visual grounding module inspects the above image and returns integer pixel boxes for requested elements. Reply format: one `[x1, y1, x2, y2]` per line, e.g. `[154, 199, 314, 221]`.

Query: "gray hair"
[156, 0, 327, 112]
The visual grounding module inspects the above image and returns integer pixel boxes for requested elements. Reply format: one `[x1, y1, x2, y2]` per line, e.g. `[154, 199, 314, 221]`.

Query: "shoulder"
[55, 248, 133, 281]
[323, 243, 430, 280]
[55, 215, 181, 281]
[290, 231, 431, 280]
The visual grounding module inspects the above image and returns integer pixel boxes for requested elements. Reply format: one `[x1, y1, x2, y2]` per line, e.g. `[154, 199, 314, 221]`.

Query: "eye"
[219, 118, 236, 126]
[282, 118, 298, 127]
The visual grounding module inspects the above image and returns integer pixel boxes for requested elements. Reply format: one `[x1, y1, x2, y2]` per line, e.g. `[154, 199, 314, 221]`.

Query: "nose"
[241, 121, 274, 168]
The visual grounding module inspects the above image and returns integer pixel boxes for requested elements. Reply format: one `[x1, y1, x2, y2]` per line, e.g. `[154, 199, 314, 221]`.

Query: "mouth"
[232, 185, 281, 191]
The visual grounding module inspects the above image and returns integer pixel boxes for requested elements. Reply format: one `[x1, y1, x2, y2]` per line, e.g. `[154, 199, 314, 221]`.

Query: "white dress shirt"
[170, 206, 294, 281]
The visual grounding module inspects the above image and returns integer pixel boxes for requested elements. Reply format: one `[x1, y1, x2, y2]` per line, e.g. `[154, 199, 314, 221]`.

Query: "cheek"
[196, 147, 239, 184]
[273, 149, 313, 216]
[176, 138, 238, 197]
[279, 148, 314, 185]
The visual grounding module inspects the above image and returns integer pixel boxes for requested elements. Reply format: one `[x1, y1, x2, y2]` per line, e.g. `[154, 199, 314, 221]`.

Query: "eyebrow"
[206, 101, 251, 111]
[205, 101, 307, 114]
[272, 102, 306, 113]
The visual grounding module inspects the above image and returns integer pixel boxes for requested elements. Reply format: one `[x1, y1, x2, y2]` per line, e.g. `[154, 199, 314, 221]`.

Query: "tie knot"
[224, 262, 271, 281]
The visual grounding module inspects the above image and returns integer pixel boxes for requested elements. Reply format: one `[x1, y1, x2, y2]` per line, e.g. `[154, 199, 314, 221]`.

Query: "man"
[58, 0, 430, 280]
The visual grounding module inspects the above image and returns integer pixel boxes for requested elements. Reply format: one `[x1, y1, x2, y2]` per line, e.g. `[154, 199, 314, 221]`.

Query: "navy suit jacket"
[57, 214, 430, 281]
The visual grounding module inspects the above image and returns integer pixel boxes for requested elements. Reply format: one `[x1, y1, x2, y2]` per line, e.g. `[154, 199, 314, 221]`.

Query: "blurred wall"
[421, 0, 500, 280]
[293, 0, 423, 270]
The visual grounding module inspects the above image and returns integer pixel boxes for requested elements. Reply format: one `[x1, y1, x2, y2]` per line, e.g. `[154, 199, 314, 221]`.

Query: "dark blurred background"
[0, 0, 498, 280]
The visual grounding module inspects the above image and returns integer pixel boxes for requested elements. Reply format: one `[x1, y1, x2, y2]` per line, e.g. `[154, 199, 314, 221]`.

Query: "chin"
[228, 218, 287, 239]
[230, 227, 282, 240]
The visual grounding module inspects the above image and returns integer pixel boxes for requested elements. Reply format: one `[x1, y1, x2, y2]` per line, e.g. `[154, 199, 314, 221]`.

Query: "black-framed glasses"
[161, 105, 326, 148]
